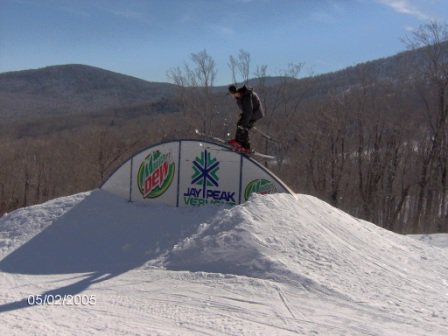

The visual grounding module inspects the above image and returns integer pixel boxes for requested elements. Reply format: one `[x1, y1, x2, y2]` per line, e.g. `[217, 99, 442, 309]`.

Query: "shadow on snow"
[0, 190, 219, 313]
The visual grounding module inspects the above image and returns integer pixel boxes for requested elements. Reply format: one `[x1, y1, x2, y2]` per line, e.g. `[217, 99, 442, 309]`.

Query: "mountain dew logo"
[137, 150, 175, 199]
[244, 179, 277, 201]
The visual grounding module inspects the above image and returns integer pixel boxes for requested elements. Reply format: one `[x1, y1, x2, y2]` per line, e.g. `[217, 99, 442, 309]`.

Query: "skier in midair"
[227, 84, 264, 153]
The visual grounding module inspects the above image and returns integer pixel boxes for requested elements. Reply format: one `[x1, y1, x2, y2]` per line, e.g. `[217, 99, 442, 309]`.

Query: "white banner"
[101, 140, 294, 207]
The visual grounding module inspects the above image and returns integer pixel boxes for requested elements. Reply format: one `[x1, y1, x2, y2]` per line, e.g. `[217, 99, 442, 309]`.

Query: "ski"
[194, 129, 227, 144]
[195, 129, 276, 160]
[252, 127, 279, 144]
[248, 151, 277, 160]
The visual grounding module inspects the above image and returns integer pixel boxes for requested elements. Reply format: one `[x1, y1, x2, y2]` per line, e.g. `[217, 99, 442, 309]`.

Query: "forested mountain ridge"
[0, 64, 178, 119]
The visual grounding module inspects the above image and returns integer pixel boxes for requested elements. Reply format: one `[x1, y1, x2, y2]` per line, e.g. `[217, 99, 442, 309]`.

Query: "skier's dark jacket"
[236, 86, 264, 127]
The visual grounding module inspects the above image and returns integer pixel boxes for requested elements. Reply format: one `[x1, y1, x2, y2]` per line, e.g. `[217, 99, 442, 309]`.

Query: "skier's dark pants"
[235, 118, 255, 149]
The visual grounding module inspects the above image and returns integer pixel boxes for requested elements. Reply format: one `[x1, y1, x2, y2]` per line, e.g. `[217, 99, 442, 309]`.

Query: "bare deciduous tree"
[228, 49, 251, 85]
[167, 49, 218, 135]
[404, 21, 448, 232]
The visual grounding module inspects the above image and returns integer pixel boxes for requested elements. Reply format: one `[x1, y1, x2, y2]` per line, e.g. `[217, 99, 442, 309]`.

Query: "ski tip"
[252, 152, 276, 160]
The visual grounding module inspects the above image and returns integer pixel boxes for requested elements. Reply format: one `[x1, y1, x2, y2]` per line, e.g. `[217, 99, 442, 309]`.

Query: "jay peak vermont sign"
[101, 140, 295, 207]
[183, 150, 236, 206]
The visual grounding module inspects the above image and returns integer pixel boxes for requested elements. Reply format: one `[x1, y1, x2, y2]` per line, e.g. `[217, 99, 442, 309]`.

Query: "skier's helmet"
[228, 85, 237, 94]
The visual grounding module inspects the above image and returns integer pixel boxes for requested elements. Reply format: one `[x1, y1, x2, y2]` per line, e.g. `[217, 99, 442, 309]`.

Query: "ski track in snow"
[0, 189, 447, 335]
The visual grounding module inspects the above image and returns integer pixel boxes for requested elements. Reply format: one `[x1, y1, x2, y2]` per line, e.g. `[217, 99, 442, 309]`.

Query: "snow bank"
[1, 190, 447, 308]
[1, 189, 447, 335]
[0, 192, 90, 259]
[0, 190, 220, 274]
[155, 193, 448, 316]
[410, 234, 448, 249]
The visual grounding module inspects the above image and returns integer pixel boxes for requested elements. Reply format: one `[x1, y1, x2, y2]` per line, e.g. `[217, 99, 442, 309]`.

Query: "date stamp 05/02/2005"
[27, 294, 96, 306]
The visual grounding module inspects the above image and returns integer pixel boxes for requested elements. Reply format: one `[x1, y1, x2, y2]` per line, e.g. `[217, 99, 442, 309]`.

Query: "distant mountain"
[214, 43, 448, 99]
[0, 64, 178, 119]
[2, 41, 447, 121]
[299, 40, 448, 98]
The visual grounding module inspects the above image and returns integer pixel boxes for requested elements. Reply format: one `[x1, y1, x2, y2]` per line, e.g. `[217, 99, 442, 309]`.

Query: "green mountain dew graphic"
[244, 179, 277, 201]
[137, 150, 175, 199]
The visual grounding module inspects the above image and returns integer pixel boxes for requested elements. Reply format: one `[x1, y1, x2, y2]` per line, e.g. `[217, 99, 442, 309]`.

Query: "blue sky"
[1, 0, 448, 85]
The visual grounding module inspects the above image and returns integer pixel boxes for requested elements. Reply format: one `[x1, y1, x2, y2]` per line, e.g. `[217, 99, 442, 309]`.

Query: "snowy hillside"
[0, 190, 447, 335]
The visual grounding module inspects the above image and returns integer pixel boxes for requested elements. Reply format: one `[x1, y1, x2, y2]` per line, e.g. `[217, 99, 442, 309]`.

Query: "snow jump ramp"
[101, 139, 295, 207]
[0, 140, 295, 276]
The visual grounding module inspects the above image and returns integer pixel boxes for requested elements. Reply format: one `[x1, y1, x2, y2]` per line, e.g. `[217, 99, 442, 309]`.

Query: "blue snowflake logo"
[192, 150, 220, 198]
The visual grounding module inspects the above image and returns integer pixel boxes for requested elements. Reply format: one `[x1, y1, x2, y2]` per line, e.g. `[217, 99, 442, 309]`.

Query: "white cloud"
[376, 0, 432, 21]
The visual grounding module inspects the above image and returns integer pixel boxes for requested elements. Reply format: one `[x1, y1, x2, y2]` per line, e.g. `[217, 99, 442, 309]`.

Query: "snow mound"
[0, 190, 218, 274]
[1, 189, 448, 334]
[411, 234, 448, 249]
[1, 190, 447, 307]
[157, 193, 448, 306]
[0, 192, 89, 259]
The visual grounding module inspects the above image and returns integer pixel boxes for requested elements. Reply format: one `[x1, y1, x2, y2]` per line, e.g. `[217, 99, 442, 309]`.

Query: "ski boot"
[228, 140, 252, 154]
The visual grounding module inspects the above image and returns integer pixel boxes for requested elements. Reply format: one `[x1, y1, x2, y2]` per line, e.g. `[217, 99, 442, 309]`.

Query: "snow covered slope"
[0, 190, 447, 335]
[411, 234, 448, 249]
